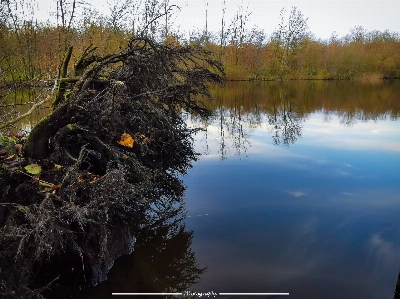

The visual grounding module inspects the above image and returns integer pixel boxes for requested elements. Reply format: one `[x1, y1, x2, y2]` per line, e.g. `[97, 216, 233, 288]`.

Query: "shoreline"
[226, 75, 400, 82]
[2, 76, 399, 89]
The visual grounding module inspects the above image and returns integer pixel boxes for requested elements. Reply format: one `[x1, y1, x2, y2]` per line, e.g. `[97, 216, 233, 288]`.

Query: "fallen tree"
[0, 37, 224, 298]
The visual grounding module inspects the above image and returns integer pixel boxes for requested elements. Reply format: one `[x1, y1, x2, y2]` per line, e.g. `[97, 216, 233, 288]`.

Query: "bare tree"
[220, 0, 226, 47]
[57, 0, 77, 30]
[130, 0, 179, 40]
[107, 0, 135, 32]
[271, 6, 309, 77]
[226, 2, 251, 65]
[344, 25, 366, 44]
[0, 0, 43, 81]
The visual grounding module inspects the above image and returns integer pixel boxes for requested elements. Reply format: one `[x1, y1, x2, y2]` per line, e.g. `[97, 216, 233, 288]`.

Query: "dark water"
[182, 80, 400, 299]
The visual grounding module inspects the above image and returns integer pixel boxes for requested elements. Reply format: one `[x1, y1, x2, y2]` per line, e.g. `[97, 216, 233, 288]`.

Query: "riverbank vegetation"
[1, 1, 400, 84]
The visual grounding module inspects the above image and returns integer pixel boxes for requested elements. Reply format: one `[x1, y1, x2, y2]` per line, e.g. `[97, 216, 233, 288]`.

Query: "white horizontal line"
[112, 293, 182, 296]
[219, 294, 289, 296]
[112, 293, 289, 296]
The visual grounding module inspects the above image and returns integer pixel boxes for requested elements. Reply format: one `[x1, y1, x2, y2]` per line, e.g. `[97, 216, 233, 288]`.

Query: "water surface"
[2, 81, 400, 298]
[183, 80, 400, 299]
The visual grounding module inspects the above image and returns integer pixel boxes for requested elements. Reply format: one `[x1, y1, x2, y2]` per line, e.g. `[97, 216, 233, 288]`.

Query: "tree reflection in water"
[268, 86, 304, 146]
[62, 197, 204, 299]
[189, 80, 400, 158]
[215, 91, 252, 159]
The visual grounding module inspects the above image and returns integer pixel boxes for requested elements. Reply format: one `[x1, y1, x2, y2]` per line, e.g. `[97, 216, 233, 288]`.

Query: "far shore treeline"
[1, 0, 400, 83]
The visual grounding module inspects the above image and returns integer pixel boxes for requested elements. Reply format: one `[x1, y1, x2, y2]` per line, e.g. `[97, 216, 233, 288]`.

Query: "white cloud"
[368, 233, 400, 271]
[342, 192, 357, 196]
[301, 113, 400, 152]
[288, 190, 306, 197]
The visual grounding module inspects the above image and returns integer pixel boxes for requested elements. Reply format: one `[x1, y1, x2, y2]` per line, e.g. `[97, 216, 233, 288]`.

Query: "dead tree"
[0, 37, 224, 298]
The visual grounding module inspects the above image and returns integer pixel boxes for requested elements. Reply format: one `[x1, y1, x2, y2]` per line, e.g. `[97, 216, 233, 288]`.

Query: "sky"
[173, 0, 400, 40]
[34, 0, 400, 40]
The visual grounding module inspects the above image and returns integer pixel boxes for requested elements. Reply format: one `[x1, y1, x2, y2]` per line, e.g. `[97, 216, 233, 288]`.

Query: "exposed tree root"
[0, 37, 224, 298]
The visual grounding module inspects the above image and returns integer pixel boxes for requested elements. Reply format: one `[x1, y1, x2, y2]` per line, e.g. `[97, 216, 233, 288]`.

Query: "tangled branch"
[0, 36, 224, 298]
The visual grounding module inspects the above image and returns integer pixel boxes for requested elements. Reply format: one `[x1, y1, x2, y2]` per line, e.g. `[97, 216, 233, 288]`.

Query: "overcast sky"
[36, 0, 400, 40]
[176, 0, 400, 39]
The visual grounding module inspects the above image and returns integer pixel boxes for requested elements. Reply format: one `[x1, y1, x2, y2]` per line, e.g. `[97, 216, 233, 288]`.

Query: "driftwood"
[0, 37, 225, 298]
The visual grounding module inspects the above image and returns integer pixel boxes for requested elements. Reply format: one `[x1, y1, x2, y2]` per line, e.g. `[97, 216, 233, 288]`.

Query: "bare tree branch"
[0, 90, 53, 130]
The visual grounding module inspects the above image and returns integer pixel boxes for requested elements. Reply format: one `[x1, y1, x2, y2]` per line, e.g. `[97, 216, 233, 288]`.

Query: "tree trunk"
[24, 102, 76, 159]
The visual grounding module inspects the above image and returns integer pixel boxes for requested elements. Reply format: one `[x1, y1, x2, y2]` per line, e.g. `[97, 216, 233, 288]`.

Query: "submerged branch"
[0, 91, 53, 131]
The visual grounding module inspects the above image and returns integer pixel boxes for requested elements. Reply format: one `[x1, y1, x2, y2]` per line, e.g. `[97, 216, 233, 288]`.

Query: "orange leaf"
[118, 133, 134, 148]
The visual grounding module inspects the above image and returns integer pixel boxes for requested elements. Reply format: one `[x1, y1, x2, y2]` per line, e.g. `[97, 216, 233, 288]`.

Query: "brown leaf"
[118, 133, 134, 148]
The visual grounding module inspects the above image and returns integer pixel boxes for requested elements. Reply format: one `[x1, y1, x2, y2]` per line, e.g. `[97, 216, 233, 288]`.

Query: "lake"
[2, 80, 400, 298]
[182, 80, 400, 299]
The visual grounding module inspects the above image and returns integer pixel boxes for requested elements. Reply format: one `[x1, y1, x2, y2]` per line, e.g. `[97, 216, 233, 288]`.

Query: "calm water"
[2, 81, 400, 298]
[0, 88, 52, 134]
[182, 80, 400, 299]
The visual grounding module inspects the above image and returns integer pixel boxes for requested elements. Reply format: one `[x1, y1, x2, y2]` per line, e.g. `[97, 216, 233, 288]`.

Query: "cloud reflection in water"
[183, 81, 400, 299]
